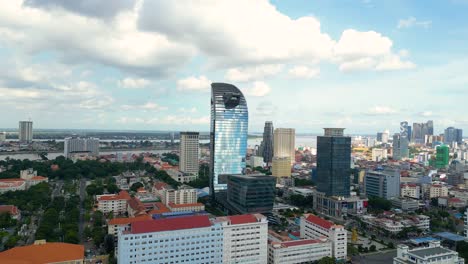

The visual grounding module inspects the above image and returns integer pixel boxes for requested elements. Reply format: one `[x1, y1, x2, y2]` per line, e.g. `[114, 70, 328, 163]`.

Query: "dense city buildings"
[210, 83, 248, 195]
[377, 130, 390, 143]
[445, 127, 463, 145]
[64, 136, 99, 158]
[179, 131, 200, 176]
[412, 120, 434, 144]
[0, 241, 85, 263]
[227, 174, 276, 214]
[364, 168, 401, 199]
[300, 214, 347, 260]
[271, 156, 292, 178]
[394, 241, 464, 264]
[18, 120, 33, 142]
[273, 128, 295, 163]
[262, 121, 274, 163]
[316, 128, 351, 197]
[117, 214, 268, 264]
[401, 183, 421, 199]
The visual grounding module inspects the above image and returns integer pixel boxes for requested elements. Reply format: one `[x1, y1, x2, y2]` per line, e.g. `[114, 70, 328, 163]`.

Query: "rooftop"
[97, 190, 131, 201]
[30, 176, 47, 181]
[228, 214, 259, 225]
[0, 242, 84, 263]
[410, 247, 453, 258]
[167, 202, 204, 208]
[130, 215, 211, 234]
[305, 214, 334, 229]
[108, 215, 151, 225]
[0, 205, 19, 215]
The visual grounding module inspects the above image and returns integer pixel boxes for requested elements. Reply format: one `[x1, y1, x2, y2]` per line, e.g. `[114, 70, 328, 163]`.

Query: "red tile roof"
[131, 215, 211, 234]
[153, 182, 169, 190]
[228, 214, 258, 225]
[280, 239, 323, 248]
[305, 214, 333, 229]
[108, 215, 151, 225]
[0, 205, 19, 216]
[148, 202, 171, 215]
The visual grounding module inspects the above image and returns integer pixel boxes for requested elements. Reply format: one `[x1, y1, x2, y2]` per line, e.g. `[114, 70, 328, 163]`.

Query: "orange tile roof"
[30, 176, 47, 181]
[167, 202, 204, 208]
[0, 179, 25, 182]
[0, 242, 84, 264]
[148, 202, 171, 214]
[97, 190, 131, 201]
[108, 215, 151, 225]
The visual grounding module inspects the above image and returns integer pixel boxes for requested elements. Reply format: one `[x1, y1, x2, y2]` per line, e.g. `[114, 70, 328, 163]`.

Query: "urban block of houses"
[360, 214, 430, 233]
[0, 169, 48, 194]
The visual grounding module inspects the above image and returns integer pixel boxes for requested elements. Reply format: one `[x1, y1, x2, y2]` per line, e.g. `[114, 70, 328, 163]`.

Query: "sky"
[1, 0, 468, 134]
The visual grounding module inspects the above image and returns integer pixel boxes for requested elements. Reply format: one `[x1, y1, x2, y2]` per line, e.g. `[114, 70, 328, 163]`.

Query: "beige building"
[96, 191, 131, 214]
[179, 132, 199, 176]
[160, 185, 198, 205]
[429, 184, 449, 198]
[401, 183, 421, 199]
[274, 128, 295, 164]
[272, 157, 291, 178]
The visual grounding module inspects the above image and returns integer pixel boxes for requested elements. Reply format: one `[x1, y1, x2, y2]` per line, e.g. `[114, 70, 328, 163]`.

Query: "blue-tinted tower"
[210, 83, 248, 196]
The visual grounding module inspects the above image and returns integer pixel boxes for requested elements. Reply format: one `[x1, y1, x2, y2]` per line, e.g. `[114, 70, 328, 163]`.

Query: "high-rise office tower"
[64, 137, 99, 158]
[435, 145, 450, 169]
[179, 132, 200, 176]
[262, 121, 274, 163]
[18, 121, 33, 142]
[392, 133, 409, 160]
[273, 128, 295, 163]
[412, 120, 434, 144]
[316, 128, 351, 197]
[210, 83, 248, 195]
[364, 168, 400, 199]
[444, 127, 463, 145]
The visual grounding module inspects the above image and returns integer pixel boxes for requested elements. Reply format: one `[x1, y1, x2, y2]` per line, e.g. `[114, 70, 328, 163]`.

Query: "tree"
[318, 256, 336, 264]
[368, 196, 392, 212]
[130, 182, 144, 192]
[456, 241, 468, 261]
[104, 234, 115, 253]
[388, 242, 395, 249]
[370, 245, 377, 252]
[64, 230, 79, 244]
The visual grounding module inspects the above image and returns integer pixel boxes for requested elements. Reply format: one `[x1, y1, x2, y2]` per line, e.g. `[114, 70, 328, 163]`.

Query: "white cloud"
[335, 29, 392, 59]
[0, 87, 42, 98]
[225, 64, 283, 82]
[242, 81, 271, 97]
[398, 17, 432, 29]
[288, 66, 320, 79]
[376, 54, 416, 71]
[178, 107, 198, 113]
[121, 102, 167, 111]
[366, 106, 398, 115]
[116, 115, 209, 126]
[118, 77, 150, 88]
[418, 111, 433, 117]
[339, 58, 376, 72]
[176, 75, 211, 92]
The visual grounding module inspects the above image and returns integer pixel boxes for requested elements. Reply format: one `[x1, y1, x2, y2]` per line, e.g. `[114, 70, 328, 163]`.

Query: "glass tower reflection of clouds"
[210, 83, 248, 195]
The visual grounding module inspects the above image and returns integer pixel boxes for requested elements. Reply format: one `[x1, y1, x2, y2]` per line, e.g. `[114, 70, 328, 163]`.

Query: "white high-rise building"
[0, 132, 6, 142]
[274, 128, 295, 164]
[18, 121, 33, 142]
[179, 132, 199, 176]
[117, 214, 268, 264]
[394, 241, 464, 264]
[300, 214, 347, 260]
[64, 137, 99, 158]
[464, 207, 468, 241]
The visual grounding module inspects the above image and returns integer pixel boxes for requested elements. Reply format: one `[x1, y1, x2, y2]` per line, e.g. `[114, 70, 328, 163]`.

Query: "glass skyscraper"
[262, 121, 274, 163]
[210, 83, 248, 195]
[316, 128, 351, 197]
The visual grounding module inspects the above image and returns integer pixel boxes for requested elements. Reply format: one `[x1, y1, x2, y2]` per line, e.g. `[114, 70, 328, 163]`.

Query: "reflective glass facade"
[227, 174, 276, 214]
[316, 130, 351, 197]
[210, 83, 248, 194]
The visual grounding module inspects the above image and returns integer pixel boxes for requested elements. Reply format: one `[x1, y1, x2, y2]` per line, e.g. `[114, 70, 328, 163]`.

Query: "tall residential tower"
[210, 83, 248, 195]
[179, 132, 200, 176]
[18, 121, 33, 142]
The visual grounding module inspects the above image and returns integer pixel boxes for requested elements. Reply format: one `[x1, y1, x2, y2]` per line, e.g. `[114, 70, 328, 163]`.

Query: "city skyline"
[1, 1, 468, 133]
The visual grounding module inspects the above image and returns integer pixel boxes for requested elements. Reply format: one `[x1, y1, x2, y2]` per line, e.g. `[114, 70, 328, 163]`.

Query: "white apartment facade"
[117, 214, 268, 264]
[268, 239, 332, 264]
[96, 191, 130, 214]
[18, 121, 33, 142]
[465, 208, 468, 241]
[179, 132, 199, 176]
[300, 214, 347, 260]
[372, 148, 387, 162]
[161, 186, 198, 205]
[218, 214, 268, 264]
[401, 183, 421, 199]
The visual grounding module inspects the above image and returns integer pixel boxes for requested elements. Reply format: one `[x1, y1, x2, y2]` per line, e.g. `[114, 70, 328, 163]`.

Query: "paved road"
[351, 250, 397, 263]
[78, 178, 86, 244]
